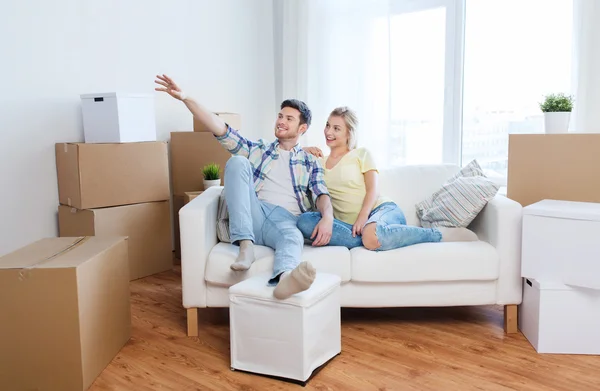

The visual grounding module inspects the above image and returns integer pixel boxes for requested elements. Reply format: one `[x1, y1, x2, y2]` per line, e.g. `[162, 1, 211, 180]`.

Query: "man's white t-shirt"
[257, 149, 302, 216]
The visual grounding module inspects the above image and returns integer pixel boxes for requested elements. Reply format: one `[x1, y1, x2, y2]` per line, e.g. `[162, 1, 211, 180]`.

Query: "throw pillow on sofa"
[217, 191, 231, 243]
[415, 160, 500, 228]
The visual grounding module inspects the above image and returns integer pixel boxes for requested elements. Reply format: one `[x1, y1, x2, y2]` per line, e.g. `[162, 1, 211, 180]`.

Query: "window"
[388, 0, 461, 166]
[387, 0, 573, 178]
[298, 0, 573, 175]
[461, 0, 573, 180]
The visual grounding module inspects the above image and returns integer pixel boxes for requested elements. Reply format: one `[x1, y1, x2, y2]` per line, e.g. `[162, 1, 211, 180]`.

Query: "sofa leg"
[187, 308, 199, 337]
[503, 304, 518, 334]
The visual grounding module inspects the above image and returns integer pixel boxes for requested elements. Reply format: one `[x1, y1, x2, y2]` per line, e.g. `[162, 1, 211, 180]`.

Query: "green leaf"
[539, 93, 574, 112]
[202, 163, 220, 180]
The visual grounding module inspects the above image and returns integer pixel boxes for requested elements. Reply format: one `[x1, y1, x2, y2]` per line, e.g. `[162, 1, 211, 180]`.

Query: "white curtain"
[276, 0, 392, 166]
[571, 0, 600, 133]
[274, 0, 599, 164]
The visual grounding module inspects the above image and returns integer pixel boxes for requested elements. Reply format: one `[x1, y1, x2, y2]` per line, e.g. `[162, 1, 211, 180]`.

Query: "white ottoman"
[229, 272, 341, 383]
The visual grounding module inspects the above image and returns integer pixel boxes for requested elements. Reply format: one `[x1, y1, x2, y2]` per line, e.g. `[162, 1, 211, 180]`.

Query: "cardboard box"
[521, 199, 600, 289]
[185, 191, 204, 204]
[170, 132, 232, 195]
[58, 201, 172, 280]
[171, 191, 204, 261]
[519, 278, 600, 354]
[194, 112, 241, 132]
[56, 141, 170, 209]
[0, 236, 131, 391]
[80, 92, 157, 143]
[507, 134, 600, 207]
[172, 194, 186, 260]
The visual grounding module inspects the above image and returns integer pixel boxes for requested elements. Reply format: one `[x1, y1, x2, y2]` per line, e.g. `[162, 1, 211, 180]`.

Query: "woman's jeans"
[297, 202, 442, 251]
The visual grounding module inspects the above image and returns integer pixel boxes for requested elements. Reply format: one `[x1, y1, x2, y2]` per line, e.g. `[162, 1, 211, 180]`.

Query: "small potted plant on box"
[202, 163, 221, 189]
[540, 93, 574, 134]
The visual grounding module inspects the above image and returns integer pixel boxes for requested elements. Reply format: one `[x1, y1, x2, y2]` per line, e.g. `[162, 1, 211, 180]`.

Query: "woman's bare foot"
[437, 227, 478, 242]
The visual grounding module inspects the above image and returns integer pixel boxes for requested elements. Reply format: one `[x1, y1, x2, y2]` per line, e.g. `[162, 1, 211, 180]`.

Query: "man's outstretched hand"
[155, 74, 227, 137]
[155, 74, 185, 100]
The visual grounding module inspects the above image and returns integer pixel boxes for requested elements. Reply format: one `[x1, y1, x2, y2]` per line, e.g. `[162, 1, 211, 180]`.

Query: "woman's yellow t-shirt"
[319, 148, 392, 225]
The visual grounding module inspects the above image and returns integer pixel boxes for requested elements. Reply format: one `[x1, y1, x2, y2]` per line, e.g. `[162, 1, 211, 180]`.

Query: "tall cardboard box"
[194, 112, 241, 132]
[170, 131, 232, 195]
[172, 194, 186, 260]
[0, 236, 131, 391]
[507, 134, 600, 207]
[170, 132, 232, 257]
[170, 191, 204, 261]
[56, 141, 170, 209]
[58, 201, 172, 280]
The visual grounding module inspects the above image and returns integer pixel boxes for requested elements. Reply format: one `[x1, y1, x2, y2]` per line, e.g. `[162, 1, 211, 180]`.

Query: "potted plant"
[202, 163, 221, 189]
[539, 93, 574, 134]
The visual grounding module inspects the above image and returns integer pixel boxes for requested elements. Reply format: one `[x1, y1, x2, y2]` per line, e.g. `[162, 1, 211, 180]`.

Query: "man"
[155, 74, 334, 299]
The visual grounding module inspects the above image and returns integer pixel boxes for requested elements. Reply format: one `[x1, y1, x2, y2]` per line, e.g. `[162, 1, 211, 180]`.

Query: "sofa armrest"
[180, 186, 223, 308]
[469, 194, 523, 305]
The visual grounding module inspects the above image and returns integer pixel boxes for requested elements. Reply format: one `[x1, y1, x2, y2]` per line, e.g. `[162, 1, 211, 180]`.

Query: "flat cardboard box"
[56, 141, 170, 209]
[170, 132, 232, 196]
[185, 191, 204, 204]
[507, 134, 600, 207]
[194, 112, 241, 132]
[0, 236, 131, 391]
[58, 201, 172, 280]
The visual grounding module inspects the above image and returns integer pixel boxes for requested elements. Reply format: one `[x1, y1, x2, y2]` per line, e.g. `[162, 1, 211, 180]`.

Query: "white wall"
[0, 0, 276, 256]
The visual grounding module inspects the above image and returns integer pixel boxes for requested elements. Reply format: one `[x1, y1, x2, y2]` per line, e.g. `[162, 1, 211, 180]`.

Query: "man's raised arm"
[155, 74, 227, 137]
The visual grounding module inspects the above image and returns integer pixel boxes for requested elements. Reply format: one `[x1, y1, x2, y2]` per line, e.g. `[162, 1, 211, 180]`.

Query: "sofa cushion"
[205, 243, 352, 286]
[415, 160, 500, 228]
[378, 164, 461, 226]
[350, 241, 499, 283]
[216, 190, 231, 243]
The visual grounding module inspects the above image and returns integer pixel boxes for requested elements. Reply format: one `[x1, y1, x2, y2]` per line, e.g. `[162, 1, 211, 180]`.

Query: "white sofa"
[180, 164, 523, 337]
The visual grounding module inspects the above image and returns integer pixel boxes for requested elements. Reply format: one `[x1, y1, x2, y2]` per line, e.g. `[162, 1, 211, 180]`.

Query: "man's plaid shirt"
[216, 126, 329, 212]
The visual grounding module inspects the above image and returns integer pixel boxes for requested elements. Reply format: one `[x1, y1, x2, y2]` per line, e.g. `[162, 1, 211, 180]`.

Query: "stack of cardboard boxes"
[169, 112, 240, 259]
[1, 93, 169, 390]
[0, 96, 241, 390]
[508, 134, 600, 355]
[55, 141, 173, 281]
[53, 92, 173, 281]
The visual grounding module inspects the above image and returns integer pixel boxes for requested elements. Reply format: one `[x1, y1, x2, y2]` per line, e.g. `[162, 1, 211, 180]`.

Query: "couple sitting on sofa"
[155, 74, 476, 300]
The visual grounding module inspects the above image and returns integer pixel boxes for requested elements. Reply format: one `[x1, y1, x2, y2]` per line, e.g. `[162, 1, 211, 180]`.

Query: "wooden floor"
[91, 267, 600, 391]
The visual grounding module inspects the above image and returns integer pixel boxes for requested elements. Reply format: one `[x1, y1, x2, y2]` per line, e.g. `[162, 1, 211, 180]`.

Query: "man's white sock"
[230, 240, 255, 271]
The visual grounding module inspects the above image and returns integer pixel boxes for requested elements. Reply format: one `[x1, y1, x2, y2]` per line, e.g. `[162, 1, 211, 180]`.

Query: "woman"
[297, 107, 477, 251]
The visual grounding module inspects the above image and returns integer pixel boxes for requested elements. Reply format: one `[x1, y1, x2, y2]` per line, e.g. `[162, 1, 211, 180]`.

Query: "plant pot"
[544, 112, 571, 134]
[203, 179, 221, 189]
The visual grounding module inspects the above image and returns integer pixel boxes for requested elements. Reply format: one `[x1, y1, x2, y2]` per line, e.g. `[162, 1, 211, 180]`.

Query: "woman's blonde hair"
[329, 106, 359, 150]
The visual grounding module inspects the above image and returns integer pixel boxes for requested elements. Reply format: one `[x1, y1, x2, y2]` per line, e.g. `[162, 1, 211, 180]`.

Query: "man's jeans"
[225, 156, 304, 284]
[297, 202, 442, 251]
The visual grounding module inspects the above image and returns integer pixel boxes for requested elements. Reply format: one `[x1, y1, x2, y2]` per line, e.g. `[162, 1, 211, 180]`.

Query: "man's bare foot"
[273, 261, 316, 299]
